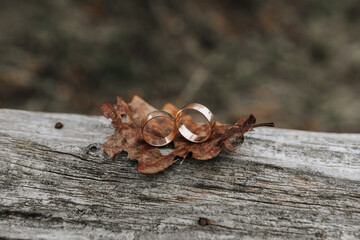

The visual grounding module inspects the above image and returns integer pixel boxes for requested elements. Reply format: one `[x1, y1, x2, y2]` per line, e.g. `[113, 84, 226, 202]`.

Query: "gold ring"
[142, 110, 177, 147]
[175, 103, 215, 143]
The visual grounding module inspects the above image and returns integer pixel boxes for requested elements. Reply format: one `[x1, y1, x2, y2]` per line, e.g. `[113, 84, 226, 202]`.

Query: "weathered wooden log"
[0, 109, 359, 239]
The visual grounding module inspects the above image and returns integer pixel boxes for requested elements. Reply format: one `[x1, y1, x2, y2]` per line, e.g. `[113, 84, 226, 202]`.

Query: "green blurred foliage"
[0, 0, 359, 132]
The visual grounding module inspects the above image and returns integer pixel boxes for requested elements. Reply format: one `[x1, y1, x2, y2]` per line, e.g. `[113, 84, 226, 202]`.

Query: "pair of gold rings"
[142, 103, 215, 146]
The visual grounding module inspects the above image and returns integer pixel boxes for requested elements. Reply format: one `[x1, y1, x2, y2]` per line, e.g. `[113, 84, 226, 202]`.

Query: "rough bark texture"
[0, 109, 359, 240]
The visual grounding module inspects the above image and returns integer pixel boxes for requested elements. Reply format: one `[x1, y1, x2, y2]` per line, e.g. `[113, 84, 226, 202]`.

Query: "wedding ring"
[142, 110, 177, 147]
[175, 103, 215, 143]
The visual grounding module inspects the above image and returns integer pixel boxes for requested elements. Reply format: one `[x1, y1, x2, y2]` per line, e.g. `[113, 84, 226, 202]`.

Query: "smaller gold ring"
[175, 103, 215, 143]
[142, 110, 177, 147]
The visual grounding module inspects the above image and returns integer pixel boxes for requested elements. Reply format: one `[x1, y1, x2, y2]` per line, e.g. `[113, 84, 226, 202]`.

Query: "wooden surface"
[0, 109, 359, 240]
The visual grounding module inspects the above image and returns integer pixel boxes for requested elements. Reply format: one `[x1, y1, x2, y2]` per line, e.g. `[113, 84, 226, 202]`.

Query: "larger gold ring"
[142, 110, 177, 147]
[175, 103, 215, 143]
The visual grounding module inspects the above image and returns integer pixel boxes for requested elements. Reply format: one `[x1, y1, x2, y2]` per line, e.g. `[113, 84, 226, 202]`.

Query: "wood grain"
[0, 109, 359, 240]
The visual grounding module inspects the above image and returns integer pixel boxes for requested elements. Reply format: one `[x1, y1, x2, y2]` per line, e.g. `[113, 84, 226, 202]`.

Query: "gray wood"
[0, 108, 359, 240]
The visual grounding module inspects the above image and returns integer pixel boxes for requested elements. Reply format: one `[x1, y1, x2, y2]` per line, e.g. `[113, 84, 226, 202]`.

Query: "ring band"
[175, 103, 215, 143]
[142, 110, 177, 147]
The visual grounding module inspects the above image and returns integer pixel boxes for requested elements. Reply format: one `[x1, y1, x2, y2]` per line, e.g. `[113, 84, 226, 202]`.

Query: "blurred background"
[0, 0, 359, 133]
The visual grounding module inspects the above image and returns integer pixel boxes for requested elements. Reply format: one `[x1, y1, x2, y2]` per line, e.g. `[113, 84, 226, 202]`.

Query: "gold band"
[142, 110, 176, 147]
[175, 103, 215, 143]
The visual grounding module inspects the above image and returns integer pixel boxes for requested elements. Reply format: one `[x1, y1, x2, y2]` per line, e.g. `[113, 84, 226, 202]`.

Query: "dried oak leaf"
[101, 96, 273, 174]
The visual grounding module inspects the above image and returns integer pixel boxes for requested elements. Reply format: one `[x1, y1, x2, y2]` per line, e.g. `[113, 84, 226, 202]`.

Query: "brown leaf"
[101, 96, 273, 174]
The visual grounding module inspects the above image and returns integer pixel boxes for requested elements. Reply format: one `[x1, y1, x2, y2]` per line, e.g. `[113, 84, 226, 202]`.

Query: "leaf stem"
[253, 122, 275, 128]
